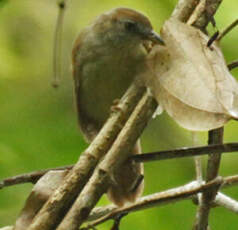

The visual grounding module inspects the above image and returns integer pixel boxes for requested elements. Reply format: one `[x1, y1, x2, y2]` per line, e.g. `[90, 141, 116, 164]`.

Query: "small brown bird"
[72, 7, 164, 206]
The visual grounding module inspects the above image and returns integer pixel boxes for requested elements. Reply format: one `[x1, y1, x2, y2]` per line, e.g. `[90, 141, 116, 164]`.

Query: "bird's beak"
[148, 30, 165, 46]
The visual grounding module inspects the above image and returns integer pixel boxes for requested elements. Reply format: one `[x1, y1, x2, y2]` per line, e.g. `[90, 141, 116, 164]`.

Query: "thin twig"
[194, 156, 203, 182]
[52, 0, 68, 88]
[86, 178, 222, 228]
[1, 143, 238, 190]
[0, 165, 73, 189]
[227, 60, 238, 71]
[171, 0, 200, 22]
[132, 143, 238, 163]
[194, 128, 224, 230]
[188, 7, 226, 230]
[192, 132, 203, 207]
[187, 0, 206, 26]
[3, 177, 238, 230]
[215, 192, 238, 214]
[26, 84, 146, 230]
[191, 132, 203, 183]
[217, 19, 238, 41]
[222, 175, 238, 188]
[192, 0, 223, 31]
[207, 128, 224, 180]
[109, 213, 128, 230]
[207, 31, 219, 47]
[56, 92, 157, 230]
[86, 174, 238, 223]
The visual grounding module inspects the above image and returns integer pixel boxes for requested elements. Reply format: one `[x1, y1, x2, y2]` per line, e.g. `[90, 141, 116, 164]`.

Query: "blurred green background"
[0, 0, 238, 229]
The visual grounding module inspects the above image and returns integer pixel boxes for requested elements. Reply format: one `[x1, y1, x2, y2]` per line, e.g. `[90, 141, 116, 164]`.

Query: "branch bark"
[132, 143, 238, 163]
[192, 0, 222, 31]
[56, 91, 157, 230]
[228, 60, 238, 71]
[86, 174, 238, 223]
[1, 143, 238, 190]
[86, 174, 238, 224]
[5, 173, 238, 230]
[0, 165, 73, 189]
[194, 128, 224, 230]
[26, 84, 146, 230]
[217, 19, 238, 42]
[85, 178, 223, 229]
[215, 192, 238, 214]
[171, 0, 200, 22]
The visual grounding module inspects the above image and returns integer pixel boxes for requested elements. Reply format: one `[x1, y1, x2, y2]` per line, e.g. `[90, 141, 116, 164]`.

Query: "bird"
[72, 7, 164, 206]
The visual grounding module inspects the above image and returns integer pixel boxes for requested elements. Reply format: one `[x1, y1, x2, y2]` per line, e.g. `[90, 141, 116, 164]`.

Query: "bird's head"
[93, 8, 165, 46]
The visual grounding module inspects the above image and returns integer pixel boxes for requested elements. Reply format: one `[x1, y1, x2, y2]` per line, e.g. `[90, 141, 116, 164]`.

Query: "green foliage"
[0, 0, 237, 229]
[0, 0, 7, 9]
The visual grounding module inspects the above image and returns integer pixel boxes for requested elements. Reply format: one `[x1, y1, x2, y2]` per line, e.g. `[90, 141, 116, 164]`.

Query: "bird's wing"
[72, 32, 99, 142]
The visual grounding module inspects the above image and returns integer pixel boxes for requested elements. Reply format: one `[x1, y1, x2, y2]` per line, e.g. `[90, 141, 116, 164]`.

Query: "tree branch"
[228, 60, 238, 71]
[26, 84, 146, 230]
[52, 0, 69, 88]
[171, 0, 200, 22]
[3, 178, 238, 230]
[217, 19, 238, 42]
[132, 143, 238, 163]
[215, 192, 238, 214]
[194, 128, 224, 230]
[86, 175, 238, 225]
[2, 143, 238, 190]
[173, 1, 226, 228]
[222, 175, 238, 188]
[187, 0, 206, 26]
[192, 0, 223, 31]
[56, 91, 157, 230]
[85, 178, 222, 229]
[0, 165, 73, 189]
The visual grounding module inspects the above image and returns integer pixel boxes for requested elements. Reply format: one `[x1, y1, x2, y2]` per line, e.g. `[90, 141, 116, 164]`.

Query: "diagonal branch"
[3, 176, 238, 230]
[192, 0, 222, 31]
[217, 19, 238, 42]
[56, 91, 157, 230]
[86, 175, 238, 225]
[215, 192, 238, 214]
[222, 175, 238, 188]
[228, 60, 238, 71]
[85, 178, 222, 229]
[26, 84, 146, 230]
[171, 0, 200, 22]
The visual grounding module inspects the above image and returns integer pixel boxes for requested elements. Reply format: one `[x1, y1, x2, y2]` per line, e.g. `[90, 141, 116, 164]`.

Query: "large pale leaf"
[144, 18, 238, 131]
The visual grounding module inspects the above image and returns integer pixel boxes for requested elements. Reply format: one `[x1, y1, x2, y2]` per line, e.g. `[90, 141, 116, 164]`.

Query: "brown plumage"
[72, 7, 164, 206]
[110, 8, 152, 28]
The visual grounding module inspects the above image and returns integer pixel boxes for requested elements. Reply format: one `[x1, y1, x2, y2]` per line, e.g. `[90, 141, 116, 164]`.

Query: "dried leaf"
[145, 19, 238, 131]
[14, 170, 67, 230]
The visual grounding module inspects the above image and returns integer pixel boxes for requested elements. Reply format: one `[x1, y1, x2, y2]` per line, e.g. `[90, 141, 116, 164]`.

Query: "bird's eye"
[124, 21, 137, 31]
